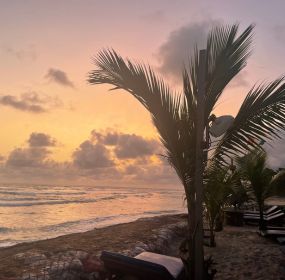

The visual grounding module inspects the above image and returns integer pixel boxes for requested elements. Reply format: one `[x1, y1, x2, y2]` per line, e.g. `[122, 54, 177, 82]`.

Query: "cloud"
[3, 127, 285, 187]
[156, 20, 220, 84]
[6, 132, 58, 168]
[28, 133, 57, 147]
[265, 136, 285, 169]
[228, 71, 250, 89]
[91, 130, 119, 145]
[0, 133, 75, 183]
[0, 91, 62, 113]
[6, 147, 50, 168]
[0, 130, 179, 187]
[141, 10, 167, 23]
[45, 68, 74, 88]
[0, 94, 45, 113]
[103, 132, 120, 145]
[91, 130, 160, 159]
[76, 165, 123, 182]
[73, 141, 114, 169]
[273, 25, 285, 43]
[71, 130, 170, 183]
[1, 45, 36, 61]
[123, 161, 179, 185]
[114, 134, 159, 159]
[0, 155, 5, 162]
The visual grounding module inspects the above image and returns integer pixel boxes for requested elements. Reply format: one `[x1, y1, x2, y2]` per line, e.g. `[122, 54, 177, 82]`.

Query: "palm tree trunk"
[210, 231, 215, 247]
[209, 218, 216, 247]
[215, 211, 224, 232]
[183, 189, 195, 279]
[259, 202, 265, 230]
[189, 202, 195, 278]
[192, 48, 207, 280]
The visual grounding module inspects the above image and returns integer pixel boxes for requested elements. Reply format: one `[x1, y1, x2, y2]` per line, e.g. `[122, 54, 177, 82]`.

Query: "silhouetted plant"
[236, 149, 285, 229]
[204, 165, 237, 246]
[88, 23, 285, 279]
[227, 177, 249, 210]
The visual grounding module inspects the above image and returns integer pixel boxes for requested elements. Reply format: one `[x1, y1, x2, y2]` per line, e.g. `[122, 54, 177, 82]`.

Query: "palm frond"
[88, 49, 196, 190]
[206, 24, 254, 118]
[183, 24, 254, 124]
[214, 78, 285, 162]
[236, 149, 276, 203]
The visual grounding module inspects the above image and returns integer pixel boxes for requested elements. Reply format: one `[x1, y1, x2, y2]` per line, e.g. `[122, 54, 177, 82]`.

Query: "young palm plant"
[236, 149, 285, 230]
[88, 24, 285, 279]
[228, 177, 248, 210]
[204, 165, 239, 246]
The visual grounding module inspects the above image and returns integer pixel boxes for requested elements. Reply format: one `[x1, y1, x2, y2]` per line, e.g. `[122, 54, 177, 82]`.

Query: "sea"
[0, 184, 186, 248]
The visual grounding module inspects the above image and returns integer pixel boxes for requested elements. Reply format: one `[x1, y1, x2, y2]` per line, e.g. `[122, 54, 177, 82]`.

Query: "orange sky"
[1, 1, 285, 185]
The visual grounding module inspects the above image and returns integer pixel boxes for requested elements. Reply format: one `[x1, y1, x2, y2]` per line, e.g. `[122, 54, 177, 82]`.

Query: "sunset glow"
[1, 0, 285, 185]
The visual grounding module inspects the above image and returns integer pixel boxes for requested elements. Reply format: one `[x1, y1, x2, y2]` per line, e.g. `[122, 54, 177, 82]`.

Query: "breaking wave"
[0, 194, 128, 207]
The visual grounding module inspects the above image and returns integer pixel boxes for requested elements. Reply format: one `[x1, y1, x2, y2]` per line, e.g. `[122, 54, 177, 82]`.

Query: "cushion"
[135, 252, 183, 278]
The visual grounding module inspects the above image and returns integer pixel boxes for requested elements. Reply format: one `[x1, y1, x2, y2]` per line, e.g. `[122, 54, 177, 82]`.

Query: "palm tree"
[227, 177, 248, 210]
[88, 24, 285, 279]
[236, 149, 285, 229]
[272, 169, 285, 196]
[204, 164, 249, 245]
[204, 165, 236, 246]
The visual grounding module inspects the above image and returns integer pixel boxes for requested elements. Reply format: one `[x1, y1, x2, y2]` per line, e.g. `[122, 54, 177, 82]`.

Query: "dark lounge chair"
[264, 226, 285, 230]
[243, 210, 282, 218]
[101, 251, 185, 280]
[260, 229, 285, 237]
[244, 211, 284, 225]
[243, 209, 282, 219]
[244, 205, 279, 216]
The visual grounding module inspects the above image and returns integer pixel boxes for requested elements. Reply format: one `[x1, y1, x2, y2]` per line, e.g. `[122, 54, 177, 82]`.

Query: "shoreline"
[0, 214, 187, 278]
[0, 210, 186, 249]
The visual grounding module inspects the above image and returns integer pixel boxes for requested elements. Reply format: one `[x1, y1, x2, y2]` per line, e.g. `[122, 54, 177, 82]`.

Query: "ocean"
[0, 184, 186, 247]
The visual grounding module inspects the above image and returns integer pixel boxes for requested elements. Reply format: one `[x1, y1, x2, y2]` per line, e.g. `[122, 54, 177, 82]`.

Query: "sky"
[0, 0, 285, 186]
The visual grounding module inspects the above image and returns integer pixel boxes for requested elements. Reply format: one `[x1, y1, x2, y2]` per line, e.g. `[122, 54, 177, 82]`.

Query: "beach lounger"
[243, 209, 282, 218]
[260, 229, 285, 237]
[244, 205, 279, 215]
[260, 212, 283, 221]
[244, 211, 284, 224]
[101, 251, 185, 280]
[264, 226, 285, 230]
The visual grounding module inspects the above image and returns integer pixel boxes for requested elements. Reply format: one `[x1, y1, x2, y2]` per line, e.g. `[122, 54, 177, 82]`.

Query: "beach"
[0, 214, 186, 278]
[205, 226, 285, 280]
[0, 214, 284, 279]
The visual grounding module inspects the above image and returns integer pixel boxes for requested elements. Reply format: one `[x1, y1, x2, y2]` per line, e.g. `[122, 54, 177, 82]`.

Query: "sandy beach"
[0, 214, 284, 279]
[0, 214, 186, 279]
[205, 226, 285, 280]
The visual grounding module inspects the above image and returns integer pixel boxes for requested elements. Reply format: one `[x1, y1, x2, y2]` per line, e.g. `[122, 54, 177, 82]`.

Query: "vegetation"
[236, 148, 285, 229]
[272, 168, 285, 197]
[204, 165, 234, 246]
[203, 164, 249, 246]
[88, 23, 285, 279]
[227, 176, 248, 210]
